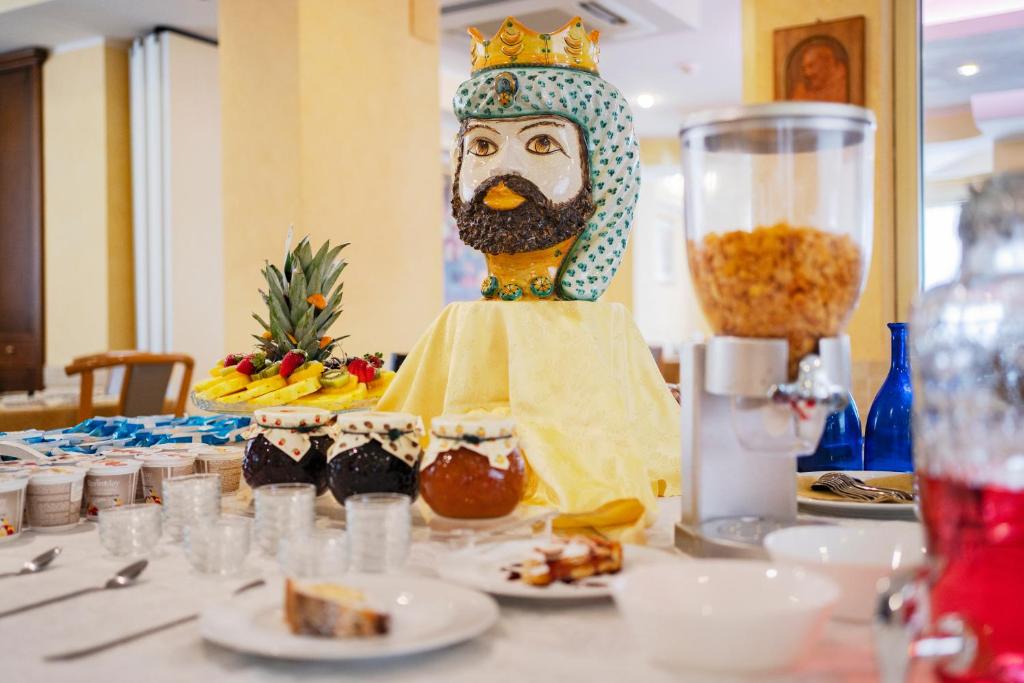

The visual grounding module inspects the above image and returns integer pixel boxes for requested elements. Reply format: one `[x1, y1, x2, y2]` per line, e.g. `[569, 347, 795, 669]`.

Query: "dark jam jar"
[243, 407, 333, 495]
[419, 415, 523, 519]
[326, 411, 423, 505]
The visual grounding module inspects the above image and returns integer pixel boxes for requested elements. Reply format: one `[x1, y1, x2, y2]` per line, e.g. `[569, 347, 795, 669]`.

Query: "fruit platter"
[191, 233, 393, 414]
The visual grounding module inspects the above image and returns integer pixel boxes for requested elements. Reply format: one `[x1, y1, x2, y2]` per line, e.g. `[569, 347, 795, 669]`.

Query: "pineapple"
[252, 232, 349, 364]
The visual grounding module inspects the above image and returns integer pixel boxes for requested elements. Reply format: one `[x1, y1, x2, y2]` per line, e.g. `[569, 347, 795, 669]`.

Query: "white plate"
[798, 470, 918, 520]
[199, 575, 499, 661]
[436, 539, 688, 600]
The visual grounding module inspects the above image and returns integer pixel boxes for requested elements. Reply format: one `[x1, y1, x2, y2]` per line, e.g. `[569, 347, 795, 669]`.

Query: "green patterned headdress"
[453, 60, 640, 302]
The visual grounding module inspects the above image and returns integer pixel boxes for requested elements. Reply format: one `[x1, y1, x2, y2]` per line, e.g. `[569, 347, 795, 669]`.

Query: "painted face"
[451, 115, 595, 255]
[457, 115, 586, 204]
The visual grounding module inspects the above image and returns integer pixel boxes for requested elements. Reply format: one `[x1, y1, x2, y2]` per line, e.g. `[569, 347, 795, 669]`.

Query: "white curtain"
[129, 30, 223, 375]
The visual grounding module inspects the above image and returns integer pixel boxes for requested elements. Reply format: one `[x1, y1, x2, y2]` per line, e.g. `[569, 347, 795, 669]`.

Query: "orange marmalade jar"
[419, 415, 523, 519]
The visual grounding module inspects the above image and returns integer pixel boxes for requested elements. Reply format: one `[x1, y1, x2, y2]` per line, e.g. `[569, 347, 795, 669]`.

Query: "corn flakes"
[687, 222, 863, 378]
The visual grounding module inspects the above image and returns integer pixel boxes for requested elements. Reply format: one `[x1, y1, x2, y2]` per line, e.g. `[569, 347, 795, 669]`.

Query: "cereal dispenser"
[675, 103, 876, 556]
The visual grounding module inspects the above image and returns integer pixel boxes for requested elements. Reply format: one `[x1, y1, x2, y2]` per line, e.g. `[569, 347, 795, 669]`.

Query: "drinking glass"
[345, 492, 410, 573]
[253, 482, 315, 555]
[278, 529, 348, 578]
[98, 503, 162, 557]
[183, 515, 252, 575]
[161, 474, 221, 541]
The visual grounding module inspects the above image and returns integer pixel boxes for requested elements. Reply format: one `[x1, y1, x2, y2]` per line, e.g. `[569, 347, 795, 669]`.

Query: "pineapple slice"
[219, 375, 287, 403]
[366, 371, 395, 398]
[320, 373, 357, 394]
[198, 373, 250, 400]
[287, 361, 324, 385]
[212, 364, 242, 377]
[250, 376, 321, 407]
[292, 383, 368, 411]
[194, 373, 232, 392]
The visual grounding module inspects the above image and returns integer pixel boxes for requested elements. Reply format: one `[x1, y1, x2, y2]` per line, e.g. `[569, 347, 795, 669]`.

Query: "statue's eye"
[468, 138, 497, 157]
[526, 134, 563, 155]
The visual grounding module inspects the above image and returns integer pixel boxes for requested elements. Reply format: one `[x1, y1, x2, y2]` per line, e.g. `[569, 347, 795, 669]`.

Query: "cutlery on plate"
[43, 579, 266, 661]
[0, 559, 148, 620]
[814, 472, 914, 502]
[0, 547, 61, 579]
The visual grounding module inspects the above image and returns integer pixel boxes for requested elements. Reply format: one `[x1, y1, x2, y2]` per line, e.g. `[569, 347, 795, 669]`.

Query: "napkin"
[798, 473, 915, 503]
[376, 301, 680, 525]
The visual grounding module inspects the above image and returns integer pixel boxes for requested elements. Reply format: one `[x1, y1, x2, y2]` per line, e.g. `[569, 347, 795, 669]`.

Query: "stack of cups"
[345, 492, 411, 573]
[161, 474, 221, 541]
[253, 483, 315, 555]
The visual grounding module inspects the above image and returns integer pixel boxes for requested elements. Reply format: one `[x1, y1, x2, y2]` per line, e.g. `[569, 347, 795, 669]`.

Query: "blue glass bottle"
[797, 394, 863, 472]
[864, 322, 914, 472]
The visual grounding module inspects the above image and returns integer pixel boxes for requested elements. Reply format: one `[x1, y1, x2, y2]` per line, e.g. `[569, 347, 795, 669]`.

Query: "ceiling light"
[636, 93, 655, 109]
[957, 63, 980, 77]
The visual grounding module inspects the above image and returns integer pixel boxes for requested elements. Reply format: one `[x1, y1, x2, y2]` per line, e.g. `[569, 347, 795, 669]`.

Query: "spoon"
[0, 547, 62, 579]
[0, 559, 148, 619]
[44, 579, 267, 661]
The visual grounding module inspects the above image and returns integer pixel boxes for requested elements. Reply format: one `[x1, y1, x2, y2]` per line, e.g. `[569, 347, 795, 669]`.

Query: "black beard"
[451, 174, 595, 254]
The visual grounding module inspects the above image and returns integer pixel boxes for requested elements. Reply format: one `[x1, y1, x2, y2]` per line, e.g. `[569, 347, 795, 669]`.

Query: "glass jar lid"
[253, 406, 332, 430]
[424, 415, 518, 471]
[328, 411, 424, 466]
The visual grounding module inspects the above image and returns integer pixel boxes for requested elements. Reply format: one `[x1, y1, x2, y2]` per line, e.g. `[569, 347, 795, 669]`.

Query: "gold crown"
[468, 16, 600, 74]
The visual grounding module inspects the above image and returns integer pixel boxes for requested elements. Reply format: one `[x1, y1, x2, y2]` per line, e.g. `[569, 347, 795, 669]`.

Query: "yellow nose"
[483, 182, 526, 211]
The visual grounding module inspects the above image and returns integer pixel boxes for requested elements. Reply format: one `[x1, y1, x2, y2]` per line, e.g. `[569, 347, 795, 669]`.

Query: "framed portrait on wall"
[774, 16, 865, 106]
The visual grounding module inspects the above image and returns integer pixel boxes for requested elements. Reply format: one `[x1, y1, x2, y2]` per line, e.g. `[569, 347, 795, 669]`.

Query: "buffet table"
[0, 496, 936, 683]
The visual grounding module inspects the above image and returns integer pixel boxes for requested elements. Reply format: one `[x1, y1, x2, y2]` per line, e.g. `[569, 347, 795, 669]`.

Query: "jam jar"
[326, 411, 424, 505]
[243, 407, 333, 495]
[419, 415, 524, 519]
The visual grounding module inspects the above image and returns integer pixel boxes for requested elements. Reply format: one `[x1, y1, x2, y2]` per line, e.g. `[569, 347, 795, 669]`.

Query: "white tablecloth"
[1, 497, 935, 683]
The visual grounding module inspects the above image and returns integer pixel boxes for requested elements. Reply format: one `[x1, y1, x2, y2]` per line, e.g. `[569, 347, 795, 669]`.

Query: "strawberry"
[347, 357, 377, 384]
[362, 352, 385, 369]
[224, 353, 244, 367]
[280, 349, 308, 378]
[235, 357, 255, 375]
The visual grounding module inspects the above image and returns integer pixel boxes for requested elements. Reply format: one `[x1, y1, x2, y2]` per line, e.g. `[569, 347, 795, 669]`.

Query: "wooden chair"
[64, 351, 194, 422]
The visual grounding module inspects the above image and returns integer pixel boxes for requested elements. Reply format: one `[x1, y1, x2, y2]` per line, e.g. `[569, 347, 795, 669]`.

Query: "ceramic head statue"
[451, 16, 640, 301]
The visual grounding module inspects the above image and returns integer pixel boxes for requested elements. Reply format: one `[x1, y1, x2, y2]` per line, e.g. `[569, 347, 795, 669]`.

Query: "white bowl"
[611, 560, 839, 673]
[764, 522, 925, 622]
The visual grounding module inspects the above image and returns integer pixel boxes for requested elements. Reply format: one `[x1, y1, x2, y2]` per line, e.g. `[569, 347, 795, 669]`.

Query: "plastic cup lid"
[86, 458, 143, 475]
[28, 466, 87, 484]
[0, 472, 30, 491]
[135, 452, 196, 466]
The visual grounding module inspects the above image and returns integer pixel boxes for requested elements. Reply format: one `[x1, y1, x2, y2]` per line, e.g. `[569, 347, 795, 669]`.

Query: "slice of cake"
[284, 579, 390, 637]
[518, 535, 623, 587]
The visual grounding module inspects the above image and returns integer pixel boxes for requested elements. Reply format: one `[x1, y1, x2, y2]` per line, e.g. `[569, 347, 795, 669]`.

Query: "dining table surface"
[0, 490, 939, 683]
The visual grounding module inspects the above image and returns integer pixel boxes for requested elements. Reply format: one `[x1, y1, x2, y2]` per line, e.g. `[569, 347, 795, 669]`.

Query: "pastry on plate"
[284, 579, 390, 637]
[516, 535, 623, 587]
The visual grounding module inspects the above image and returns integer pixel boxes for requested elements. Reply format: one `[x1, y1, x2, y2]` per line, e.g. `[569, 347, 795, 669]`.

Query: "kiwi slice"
[320, 369, 351, 388]
[253, 361, 282, 380]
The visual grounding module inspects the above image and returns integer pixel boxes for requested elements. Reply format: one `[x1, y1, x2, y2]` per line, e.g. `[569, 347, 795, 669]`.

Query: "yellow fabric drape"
[376, 301, 681, 525]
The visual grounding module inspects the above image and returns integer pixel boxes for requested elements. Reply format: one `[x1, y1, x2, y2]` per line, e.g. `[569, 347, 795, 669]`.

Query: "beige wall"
[220, 0, 442, 360]
[43, 42, 135, 368]
[742, 0, 895, 369]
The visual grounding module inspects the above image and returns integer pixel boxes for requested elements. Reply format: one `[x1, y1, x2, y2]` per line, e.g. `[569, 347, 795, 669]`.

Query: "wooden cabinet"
[0, 48, 46, 393]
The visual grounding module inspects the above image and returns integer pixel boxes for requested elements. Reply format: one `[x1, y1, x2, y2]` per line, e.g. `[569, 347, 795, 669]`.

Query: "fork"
[812, 476, 905, 503]
[818, 472, 914, 502]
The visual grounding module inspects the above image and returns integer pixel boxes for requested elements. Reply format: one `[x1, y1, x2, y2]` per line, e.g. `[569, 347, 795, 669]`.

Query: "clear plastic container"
[680, 102, 876, 375]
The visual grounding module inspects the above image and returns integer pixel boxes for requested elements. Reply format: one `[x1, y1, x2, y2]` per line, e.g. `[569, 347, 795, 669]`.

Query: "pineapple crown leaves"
[253, 233, 350, 362]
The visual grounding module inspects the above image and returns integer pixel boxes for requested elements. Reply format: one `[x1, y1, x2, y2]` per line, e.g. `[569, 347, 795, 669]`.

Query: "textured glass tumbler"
[98, 503, 163, 557]
[184, 515, 252, 575]
[253, 482, 316, 555]
[161, 474, 222, 541]
[345, 492, 411, 573]
[278, 529, 348, 578]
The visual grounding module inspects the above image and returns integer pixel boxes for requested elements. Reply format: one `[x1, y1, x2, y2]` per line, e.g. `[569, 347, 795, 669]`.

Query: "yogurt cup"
[83, 459, 143, 519]
[193, 447, 243, 494]
[136, 453, 196, 504]
[0, 473, 29, 542]
[26, 467, 86, 532]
